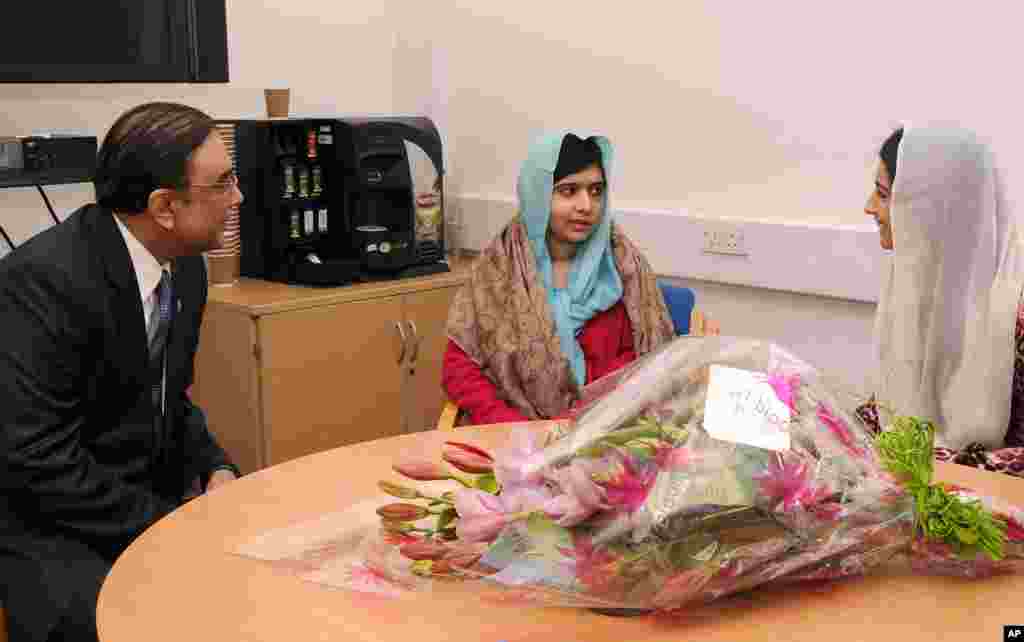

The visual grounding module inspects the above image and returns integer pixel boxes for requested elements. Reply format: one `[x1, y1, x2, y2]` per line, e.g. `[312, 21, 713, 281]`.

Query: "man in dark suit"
[0, 103, 243, 642]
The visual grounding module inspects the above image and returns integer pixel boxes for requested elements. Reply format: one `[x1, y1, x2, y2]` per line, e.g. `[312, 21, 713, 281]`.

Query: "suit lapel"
[91, 206, 150, 384]
[165, 260, 187, 403]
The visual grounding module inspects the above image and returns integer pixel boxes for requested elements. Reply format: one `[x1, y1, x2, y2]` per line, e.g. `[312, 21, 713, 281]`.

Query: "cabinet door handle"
[394, 321, 408, 364]
[406, 320, 420, 364]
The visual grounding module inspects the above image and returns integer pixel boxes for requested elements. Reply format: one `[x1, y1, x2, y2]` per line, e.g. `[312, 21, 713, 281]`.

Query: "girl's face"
[865, 162, 894, 250]
[548, 163, 605, 247]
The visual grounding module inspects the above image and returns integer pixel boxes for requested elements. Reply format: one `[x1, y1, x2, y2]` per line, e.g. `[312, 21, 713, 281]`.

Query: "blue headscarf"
[517, 131, 624, 386]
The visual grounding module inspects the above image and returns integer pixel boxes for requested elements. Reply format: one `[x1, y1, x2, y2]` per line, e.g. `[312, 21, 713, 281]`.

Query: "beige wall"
[439, 1, 1024, 225]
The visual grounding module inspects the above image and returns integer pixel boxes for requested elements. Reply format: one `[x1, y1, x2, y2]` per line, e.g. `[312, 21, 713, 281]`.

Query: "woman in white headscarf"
[859, 124, 1024, 475]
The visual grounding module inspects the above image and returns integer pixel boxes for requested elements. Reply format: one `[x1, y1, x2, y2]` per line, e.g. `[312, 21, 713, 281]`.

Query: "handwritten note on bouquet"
[703, 365, 792, 451]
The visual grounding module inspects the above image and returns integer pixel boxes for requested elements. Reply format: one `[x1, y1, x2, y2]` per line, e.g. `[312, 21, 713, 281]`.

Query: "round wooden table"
[98, 423, 1024, 642]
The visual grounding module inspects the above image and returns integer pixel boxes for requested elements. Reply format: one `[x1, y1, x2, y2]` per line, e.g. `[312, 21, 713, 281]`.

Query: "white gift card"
[703, 365, 792, 451]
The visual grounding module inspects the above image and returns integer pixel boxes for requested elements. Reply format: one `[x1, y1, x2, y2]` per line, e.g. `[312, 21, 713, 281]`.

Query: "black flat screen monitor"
[0, 1, 228, 83]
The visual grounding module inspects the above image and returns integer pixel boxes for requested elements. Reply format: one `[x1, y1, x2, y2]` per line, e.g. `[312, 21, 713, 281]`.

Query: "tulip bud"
[399, 540, 451, 561]
[378, 480, 420, 499]
[393, 459, 451, 481]
[381, 520, 414, 534]
[442, 442, 494, 474]
[443, 441, 494, 462]
[376, 502, 429, 521]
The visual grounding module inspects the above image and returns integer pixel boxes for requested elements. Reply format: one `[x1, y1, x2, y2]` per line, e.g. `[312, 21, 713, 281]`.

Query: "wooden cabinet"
[191, 264, 468, 474]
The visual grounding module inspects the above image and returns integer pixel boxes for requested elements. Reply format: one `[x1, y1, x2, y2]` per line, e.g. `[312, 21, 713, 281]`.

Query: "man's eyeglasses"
[186, 172, 239, 195]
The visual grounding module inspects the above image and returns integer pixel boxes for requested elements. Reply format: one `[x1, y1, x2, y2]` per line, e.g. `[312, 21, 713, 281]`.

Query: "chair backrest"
[657, 281, 696, 336]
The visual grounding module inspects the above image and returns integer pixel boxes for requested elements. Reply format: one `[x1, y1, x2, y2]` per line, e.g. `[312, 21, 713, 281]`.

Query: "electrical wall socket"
[702, 222, 748, 256]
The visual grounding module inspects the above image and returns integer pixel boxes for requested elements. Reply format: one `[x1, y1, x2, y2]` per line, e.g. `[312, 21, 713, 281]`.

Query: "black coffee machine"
[222, 116, 449, 285]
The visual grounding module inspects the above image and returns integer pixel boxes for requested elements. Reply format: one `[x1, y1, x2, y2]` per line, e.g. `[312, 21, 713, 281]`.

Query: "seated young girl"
[859, 125, 1024, 475]
[442, 132, 676, 425]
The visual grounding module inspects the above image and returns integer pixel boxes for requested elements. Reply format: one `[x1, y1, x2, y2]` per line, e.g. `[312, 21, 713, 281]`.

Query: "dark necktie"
[148, 270, 174, 416]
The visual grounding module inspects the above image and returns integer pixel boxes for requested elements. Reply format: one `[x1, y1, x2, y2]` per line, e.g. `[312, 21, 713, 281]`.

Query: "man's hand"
[206, 468, 237, 493]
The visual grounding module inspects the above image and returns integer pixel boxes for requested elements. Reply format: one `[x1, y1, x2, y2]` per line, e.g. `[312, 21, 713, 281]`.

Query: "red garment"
[442, 300, 637, 425]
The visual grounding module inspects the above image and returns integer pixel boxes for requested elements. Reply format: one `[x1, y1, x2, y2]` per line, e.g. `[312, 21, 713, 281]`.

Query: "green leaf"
[956, 526, 979, 545]
[601, 425, 663, 446]
[666, 533, 718, 570]
[693, 540, 719, 562]
[874, 416, 935, 487]
[436, 507, 458, 532]
[474, 473, 500, 494]
[576, 443, 613, 459]
[625, 445, 655, 460]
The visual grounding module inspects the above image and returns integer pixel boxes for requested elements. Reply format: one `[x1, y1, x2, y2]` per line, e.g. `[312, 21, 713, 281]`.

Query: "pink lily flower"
[457, 513, 514, 543]
[816, 403, 865, 457]
[500, 484, 555, 514]
[654, 445, 698, 471]
[550, 460, 607, 510]
[999, 513, 1024, 542]
[754, 454, 822, 512]
[452, 488, 507, 520]
[763, 372, 801, 413]
[601, 454, 656, 513]
[542, 492, 599, 528]
[493, 427, 548, 488]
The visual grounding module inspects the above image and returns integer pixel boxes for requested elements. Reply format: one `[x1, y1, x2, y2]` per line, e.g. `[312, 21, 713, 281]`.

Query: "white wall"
[0, 0, 398, 258]
[664, 277, 877, 397]
[441, 1, 1024, 225]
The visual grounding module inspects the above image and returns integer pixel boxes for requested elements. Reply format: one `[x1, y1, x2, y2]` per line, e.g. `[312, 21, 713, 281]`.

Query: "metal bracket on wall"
[35, 185, 61, 226]
[0, 224, 14, 251]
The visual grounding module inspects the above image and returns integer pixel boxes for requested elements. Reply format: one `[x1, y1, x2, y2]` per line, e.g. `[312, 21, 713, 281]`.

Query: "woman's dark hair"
[94, 102, 215, 213]
[553, 134, 604, 183]
[879, 128, 904, 183]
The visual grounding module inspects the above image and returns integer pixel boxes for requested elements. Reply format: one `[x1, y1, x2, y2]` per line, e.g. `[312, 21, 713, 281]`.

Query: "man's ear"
[147, 188, 179, 231]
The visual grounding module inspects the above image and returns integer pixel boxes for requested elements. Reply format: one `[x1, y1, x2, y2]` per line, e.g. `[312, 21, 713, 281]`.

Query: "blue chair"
[658, 281, 696, 336]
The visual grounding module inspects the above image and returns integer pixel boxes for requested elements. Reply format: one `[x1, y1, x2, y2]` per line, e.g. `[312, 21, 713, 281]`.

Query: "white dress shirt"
[113, 213, 170, 411]
[112, 213, 168, 329]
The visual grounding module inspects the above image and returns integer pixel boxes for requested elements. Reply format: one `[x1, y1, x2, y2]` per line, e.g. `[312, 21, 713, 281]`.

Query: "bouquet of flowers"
[242, 337, 1024, 611]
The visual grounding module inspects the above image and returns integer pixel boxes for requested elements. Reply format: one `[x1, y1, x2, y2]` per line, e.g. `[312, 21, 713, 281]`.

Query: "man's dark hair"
[94, 102, 215, 213]
[880, 127, 904, 184]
